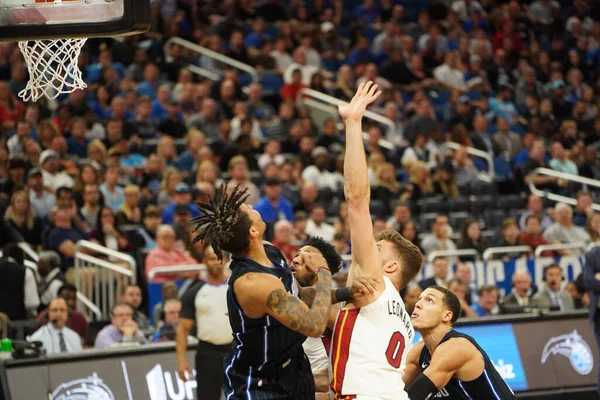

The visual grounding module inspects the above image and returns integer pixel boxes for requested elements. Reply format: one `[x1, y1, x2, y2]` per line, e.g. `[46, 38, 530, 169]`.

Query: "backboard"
[0, 0, 150, 42]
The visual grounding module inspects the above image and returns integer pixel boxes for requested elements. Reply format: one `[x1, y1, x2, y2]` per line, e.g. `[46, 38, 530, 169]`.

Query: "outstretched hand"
[338, 81, 382, 122]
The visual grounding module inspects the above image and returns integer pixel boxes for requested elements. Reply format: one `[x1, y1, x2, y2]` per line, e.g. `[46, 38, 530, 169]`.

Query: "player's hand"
[338, 81, 382, 122]
[350, 276, 379, 298]
[178, 360, 194, 382]
[302, 252, 330, 275]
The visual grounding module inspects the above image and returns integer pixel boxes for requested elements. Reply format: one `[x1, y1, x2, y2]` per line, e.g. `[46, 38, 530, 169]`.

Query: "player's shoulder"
[436, 337, 478, 358]
[234, 271, 283, 295]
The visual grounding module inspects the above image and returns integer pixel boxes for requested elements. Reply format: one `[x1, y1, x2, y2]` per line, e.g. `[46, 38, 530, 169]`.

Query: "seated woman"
[433, 160, 459, 199]
[401, 161, 435, 203]
[91, 207, 132, 255]
[372, 162, 402, 210]
[116, 185, 142, 226]
[5, 190, 42, 248]
[457, 218, 489, 262]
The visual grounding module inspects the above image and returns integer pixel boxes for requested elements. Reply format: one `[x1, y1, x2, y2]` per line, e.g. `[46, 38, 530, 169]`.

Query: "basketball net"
[18, 38, 88, 102]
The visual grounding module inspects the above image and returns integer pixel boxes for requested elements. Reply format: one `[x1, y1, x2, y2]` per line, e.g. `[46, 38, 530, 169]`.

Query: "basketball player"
[405, 286, 515, 399]
[331, 81, 424, 399]
[191, 185, 339, 399]
[176, 244, 231, 400]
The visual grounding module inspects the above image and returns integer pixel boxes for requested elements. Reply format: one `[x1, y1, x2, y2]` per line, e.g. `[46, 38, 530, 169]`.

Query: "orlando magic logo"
[541, 330, 593, 375]
[51, 373, 115, 400]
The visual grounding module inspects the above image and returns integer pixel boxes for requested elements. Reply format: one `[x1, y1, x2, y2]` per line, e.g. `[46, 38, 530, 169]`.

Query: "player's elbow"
[344, 183, 370, 204]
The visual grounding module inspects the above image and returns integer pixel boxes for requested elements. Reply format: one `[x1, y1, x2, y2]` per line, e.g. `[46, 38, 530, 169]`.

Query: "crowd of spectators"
[1, 0, 600, 347]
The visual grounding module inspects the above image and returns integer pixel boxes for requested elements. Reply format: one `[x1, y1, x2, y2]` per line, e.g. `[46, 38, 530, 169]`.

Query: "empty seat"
[419, 213, 439, 231]
[449, 196, 470, 213]
[369, 200, 387, 218]
[449, 212, 471, 230]
[501, 194, 525, 211]
[471, 195, 496, 215]
[421, 196, 448, 214]
[485, 209, 507, 229]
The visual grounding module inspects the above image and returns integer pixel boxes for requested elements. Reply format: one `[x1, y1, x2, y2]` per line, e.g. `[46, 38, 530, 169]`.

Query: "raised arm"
[339, 81, 383, 280]
[235, 252, 333, 338]
[299, 276, 378, 306]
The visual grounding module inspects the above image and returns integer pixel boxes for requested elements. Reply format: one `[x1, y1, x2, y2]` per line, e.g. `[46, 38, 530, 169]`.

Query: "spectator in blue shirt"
[488, 82, 519, 124]
[137, 64, 161, 99]
[66, 118, 90, 159]
[347, 35, 376, 67]
[471, 285, 499, 317]
[48, 206, 90, 271]
[86, 50, 125, 84]
[354, 0, 380, 26]
[175, 129, 205, 173]
[162, 183, 201, 224]
[244, 18, 270, 51]
[150, 84, 172, 120]
[254, 178, 294, 223]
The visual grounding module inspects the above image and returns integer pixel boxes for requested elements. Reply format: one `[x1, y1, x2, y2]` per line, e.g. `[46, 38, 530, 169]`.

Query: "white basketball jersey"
[330, 276, 414, 400]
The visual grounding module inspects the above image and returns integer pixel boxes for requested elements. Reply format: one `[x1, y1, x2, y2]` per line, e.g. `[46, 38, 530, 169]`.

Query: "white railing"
[74, 240, 136, 320]
[534, 242, 587, 258]
[17, 242, 39, 262]
[427, 249, 481, 263]
[297, 88, 397, 151]
[445, 142, 494, 183]
[482, 246, 533, 261]
[528, 168, 600, 211]
[76, 292, 103, 320]
[164, 37, 258, 83]
[148, 264, 207, 283]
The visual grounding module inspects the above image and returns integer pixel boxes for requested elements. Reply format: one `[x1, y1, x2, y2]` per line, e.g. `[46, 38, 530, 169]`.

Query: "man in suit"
[530, 264, 574, 311]
[500, 271, 532, 314]
[583, 247, 600, 396]
[470, 115, 500, 157]
[419, 256, 449, 290]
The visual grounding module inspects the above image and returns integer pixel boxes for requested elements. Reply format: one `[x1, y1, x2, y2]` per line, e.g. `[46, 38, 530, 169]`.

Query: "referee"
[176, 244, 231, 400]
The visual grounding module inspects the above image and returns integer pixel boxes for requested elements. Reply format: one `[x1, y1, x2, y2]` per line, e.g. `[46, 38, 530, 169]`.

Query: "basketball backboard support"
[0, 0, 149, 42]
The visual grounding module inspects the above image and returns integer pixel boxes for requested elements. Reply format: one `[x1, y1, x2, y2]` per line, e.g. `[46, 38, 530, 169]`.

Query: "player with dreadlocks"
[191, 184, 375, 399]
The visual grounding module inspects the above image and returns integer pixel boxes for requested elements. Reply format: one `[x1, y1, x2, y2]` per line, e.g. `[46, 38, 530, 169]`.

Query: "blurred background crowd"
[1, 0, 600, 346]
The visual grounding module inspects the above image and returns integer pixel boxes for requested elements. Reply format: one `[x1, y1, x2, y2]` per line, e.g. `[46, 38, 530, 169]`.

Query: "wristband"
[315, 266, 330, 274]
[335, 287, 352, 302]
[407, 373, 438, 399]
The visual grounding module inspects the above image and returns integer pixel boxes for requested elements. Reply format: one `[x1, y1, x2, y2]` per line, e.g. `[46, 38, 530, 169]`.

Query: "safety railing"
[445, 142, 494, 183]
[164, 37, 258, 83]
[482, 246, 533, 261]
[17, 242, 39, 262]
[148, 264, 207, 283]
[528, 168, 600, 211]
[534, 242, 587, 258]
[427, 249, 481, 263]
[74, 240, 136, 320]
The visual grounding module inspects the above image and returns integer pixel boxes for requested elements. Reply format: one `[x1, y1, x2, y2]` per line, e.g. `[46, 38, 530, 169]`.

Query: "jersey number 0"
[385, 331, 405, 369]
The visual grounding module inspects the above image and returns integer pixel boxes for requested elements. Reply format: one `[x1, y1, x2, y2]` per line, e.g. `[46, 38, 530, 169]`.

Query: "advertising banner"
[419, 256, 585, 296]
[0, 346, 197, 400]
[412, 314, 597, 393]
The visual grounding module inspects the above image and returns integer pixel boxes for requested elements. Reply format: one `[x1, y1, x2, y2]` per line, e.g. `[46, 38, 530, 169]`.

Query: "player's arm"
[176, 318, 195, 381]
[339, 81, 383, 279]
[235, 254, 333, 338]
[407, 339, 475, 399]
[299, 276, 378, 306]
[403, 341, 425, 387]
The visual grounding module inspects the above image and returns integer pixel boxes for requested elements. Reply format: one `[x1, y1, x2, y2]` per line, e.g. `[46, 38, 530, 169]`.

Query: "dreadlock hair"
[305, 236, 343, 275]
[191, 183, 252, 260]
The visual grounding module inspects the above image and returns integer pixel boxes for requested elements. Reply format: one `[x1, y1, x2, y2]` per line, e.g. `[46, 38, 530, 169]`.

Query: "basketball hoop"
[18, 38, 87, 102]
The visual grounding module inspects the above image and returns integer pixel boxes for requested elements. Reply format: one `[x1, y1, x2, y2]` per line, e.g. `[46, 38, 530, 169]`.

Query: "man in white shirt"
[302, 147, 338, 191]
[29, 297, 82, 354]
[28, 168, 56, 218]
[283, 47, 319, 85]
[305, 204, 336, 242]
[433, 51, 466, 92]
[544, 202, 591, 248]
[421, 215, 457, 255]
[40, 149, 74, 192]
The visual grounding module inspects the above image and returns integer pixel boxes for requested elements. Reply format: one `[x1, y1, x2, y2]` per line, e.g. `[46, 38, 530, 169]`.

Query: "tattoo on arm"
[300, 286, 338, 306]
[267, 273, 333, 337]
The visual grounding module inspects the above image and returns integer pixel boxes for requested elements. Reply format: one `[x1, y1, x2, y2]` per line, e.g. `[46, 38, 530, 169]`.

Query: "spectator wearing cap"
[133, 205, 161, 250]
[494, 117, 522, 161]
[254, 178, 294, 224]
[173, 203, 193, 243]
[47, 206, 90, 272]
[145, 225, 199, 283]
[28, 167, 55, 218]
[161, 183, 202, 225]
[0, 157, 26, 198]
[40, 149, 74, 192]
[7, 119, 32, 157]
[488, 81, 518, 124]
[100, 162, 125, 212]
[550, 141, 578, 175]
[302, 147, 337, 191]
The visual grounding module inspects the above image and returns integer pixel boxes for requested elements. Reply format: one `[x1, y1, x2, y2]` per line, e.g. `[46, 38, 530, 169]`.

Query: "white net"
[18, 38, 88, 102]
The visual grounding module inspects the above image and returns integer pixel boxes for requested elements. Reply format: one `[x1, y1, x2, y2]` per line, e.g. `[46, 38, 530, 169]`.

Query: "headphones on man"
[542, 264, 565, 282]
